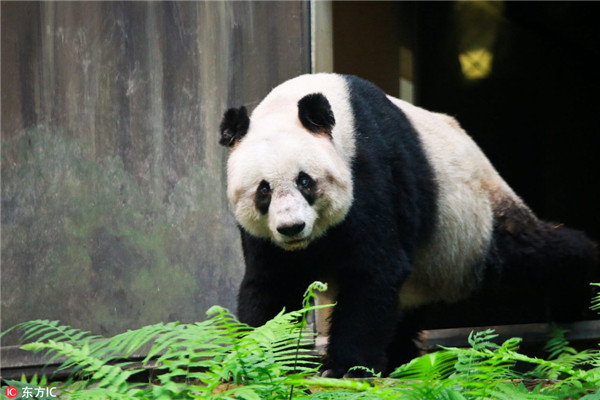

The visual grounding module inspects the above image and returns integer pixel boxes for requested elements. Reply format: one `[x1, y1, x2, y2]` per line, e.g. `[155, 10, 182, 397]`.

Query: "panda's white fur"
[226, 74, 355, 250]
[249, 74, 357, 164]
[388, 97, 527, 307]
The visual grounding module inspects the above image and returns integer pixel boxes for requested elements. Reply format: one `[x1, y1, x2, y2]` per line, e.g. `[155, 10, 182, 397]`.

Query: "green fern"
[591, 283, 600, 314]
[530, 325, 600, 382]
[389, 351, 458, 399]
[5, 282, 328, 399]
[5, 281, 600, 399]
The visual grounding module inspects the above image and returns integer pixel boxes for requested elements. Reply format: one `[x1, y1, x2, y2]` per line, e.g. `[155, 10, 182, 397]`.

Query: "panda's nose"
[277, 222, 306, 237]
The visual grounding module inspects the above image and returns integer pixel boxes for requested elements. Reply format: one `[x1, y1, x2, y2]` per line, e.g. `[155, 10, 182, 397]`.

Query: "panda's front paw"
[319, 367, 346, 378]
[319, 365, 376, 379]
[342, 367, 375, 379]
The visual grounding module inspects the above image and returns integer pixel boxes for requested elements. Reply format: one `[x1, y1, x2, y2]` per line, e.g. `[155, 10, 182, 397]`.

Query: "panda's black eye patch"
[255, 180, 272, 214]
[258, 181, 271, 195]
[296, 172, 317, 205]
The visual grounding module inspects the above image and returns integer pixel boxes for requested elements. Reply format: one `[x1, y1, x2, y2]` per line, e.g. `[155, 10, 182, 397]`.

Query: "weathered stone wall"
[1, 1, 309, 344]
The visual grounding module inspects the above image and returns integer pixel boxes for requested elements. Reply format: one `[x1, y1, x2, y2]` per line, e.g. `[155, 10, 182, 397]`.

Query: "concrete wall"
[1, 1, 310, 344]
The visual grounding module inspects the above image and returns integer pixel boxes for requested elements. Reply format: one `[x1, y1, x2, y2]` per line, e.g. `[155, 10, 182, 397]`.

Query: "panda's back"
[386, 96, 533, 308]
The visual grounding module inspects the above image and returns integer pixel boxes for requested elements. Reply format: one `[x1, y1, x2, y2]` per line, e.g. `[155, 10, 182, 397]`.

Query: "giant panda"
[219, 73, 597, 378]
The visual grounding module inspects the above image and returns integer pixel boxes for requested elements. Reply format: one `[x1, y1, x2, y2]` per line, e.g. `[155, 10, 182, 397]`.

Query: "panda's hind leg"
[383, 311, 421, 376]
[493, 218, 598, 322]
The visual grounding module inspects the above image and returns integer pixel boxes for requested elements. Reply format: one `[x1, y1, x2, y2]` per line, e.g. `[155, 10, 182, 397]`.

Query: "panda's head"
[219, 92, 353, 251]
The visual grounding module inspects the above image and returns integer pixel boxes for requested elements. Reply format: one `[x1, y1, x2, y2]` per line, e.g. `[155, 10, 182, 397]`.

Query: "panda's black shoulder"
[340, 74, 431, 173]
[342, 74, 390, 108]
[340, 74, 438, 252]
[341, 75, 416, 144]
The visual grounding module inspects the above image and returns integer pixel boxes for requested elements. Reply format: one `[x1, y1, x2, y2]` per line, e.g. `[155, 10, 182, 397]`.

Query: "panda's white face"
[226, 114, 353, 251]
[220, 74, 356, 251]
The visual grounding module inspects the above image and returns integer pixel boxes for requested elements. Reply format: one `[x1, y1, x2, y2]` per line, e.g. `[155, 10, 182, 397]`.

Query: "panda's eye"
[255, 180, 272, 215]
[296, 172, 313, 190]
[299, 177, 310, 188]
[296, 172, 317, 205]
[258, 180, 271, 195]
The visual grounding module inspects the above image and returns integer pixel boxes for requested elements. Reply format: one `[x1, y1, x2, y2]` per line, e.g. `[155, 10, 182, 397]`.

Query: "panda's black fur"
[220, 74, 598, 378]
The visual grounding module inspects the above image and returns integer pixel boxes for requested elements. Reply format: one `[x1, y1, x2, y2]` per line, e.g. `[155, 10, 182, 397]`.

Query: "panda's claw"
[343, 368, 375, 379]
[319, 366, 375, 379]
[319, 368, 345, 378]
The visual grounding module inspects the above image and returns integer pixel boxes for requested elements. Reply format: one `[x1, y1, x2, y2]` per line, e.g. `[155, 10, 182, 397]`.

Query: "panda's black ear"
[298, 93, 335, 138]
[219, 106, 250, 148]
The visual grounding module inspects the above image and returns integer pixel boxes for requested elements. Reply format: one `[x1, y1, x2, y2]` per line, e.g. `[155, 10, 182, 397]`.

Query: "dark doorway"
[332, 1, 600, 243]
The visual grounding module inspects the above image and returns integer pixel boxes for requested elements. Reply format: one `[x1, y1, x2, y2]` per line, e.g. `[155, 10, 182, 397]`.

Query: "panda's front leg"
[322, 255, 408, 378]
[237, 232, 312, 327]
[237, 265, 309, 327]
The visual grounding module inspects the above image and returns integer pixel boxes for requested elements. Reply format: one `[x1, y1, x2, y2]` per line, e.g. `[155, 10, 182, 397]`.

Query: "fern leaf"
[590, 283, 600, 313]
[390, 351, 457, 381]
[15, 319, 100, 345]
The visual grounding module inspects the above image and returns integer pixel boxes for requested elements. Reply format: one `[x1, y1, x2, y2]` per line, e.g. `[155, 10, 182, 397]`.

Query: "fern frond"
[21, 340, 142, 392]
[544, 325, 572, 361]
[391, 350, 457, 381]
[490, 382, 556, 400]
[90, 321, 181, 362]
[522, 325, 600, 386]
[439, 333, 523, 398]
[590, 283, 600, 313]
[9, 319, 100, 345]
[291, 376, 381, 393]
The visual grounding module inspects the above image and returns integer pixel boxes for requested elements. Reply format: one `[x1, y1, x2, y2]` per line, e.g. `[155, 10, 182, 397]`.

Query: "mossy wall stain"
[2, 128, 236, 338]
[1, 2, 310, 345]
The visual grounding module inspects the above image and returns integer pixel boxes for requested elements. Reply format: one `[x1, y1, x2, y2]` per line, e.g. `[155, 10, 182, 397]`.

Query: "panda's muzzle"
[276, 222, 306, 237]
